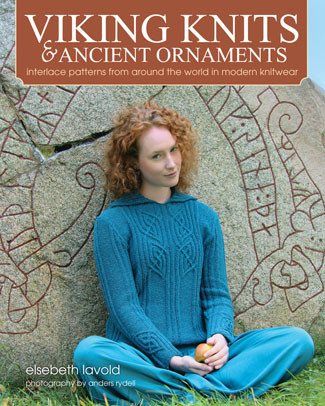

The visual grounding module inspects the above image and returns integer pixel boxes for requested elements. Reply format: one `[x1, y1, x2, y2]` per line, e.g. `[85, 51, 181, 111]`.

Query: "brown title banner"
[16, 0, 307, 85]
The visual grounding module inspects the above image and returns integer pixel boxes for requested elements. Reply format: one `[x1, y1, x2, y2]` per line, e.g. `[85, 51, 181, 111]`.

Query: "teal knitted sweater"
[93, 189, 234, 370]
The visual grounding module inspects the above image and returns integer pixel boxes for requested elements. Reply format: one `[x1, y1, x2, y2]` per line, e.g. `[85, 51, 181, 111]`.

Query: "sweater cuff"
[153, 346, 183, 370]
[206, 315, 235, 344]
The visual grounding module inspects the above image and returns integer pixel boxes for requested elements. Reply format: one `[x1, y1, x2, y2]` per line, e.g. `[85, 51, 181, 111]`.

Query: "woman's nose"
[165, 154, 176, 168]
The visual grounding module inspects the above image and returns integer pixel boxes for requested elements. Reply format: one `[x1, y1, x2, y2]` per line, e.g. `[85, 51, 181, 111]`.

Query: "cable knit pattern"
[93, 189, 235, 370]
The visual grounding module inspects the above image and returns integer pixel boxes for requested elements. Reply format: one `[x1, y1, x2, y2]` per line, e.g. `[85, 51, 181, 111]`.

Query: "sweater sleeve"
[93, 215, 182, 369]
[201, 209, 235, 344]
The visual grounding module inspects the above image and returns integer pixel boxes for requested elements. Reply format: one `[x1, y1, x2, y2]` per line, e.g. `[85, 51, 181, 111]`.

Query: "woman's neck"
[139, 185, 172, 204]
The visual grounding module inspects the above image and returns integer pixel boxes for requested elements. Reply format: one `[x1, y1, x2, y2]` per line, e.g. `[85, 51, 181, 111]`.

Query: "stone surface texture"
[0, 1, 324, 385]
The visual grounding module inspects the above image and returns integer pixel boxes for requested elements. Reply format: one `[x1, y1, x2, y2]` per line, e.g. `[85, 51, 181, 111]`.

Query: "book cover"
[0, 0, 323, 404]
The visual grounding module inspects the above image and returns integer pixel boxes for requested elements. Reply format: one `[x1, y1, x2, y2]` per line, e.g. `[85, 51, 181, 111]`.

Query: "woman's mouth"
[165, 171, 177, 177]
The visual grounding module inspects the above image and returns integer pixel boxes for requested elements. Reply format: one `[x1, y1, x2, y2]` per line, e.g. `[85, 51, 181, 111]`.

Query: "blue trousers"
[73, 326, 314, 405]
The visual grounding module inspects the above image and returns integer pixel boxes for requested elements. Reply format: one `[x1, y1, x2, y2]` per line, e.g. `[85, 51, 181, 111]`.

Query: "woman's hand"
[204, 333, 229, 370]
[169, 355, 213, 376]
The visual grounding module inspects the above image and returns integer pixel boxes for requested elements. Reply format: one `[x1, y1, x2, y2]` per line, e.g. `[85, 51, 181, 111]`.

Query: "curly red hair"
[102, 101, 198, 199]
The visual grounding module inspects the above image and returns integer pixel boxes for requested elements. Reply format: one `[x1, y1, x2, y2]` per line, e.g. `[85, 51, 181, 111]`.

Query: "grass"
[0, 355, 324, 406]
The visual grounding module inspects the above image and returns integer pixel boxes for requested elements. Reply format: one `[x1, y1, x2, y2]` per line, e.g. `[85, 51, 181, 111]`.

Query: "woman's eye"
[171, 146, 178, 152]
[152, 154, 161, 159]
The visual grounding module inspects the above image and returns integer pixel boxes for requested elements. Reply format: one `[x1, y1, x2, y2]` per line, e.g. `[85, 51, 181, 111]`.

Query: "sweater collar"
[110, 188, 197, 207]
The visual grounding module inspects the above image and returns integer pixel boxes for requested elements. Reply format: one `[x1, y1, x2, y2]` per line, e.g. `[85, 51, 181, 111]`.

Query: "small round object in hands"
[194, 343, 213, 362]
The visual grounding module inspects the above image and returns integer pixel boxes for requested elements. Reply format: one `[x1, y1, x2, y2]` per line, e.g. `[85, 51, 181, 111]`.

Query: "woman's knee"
[73, 335, 115, 366]
[284, 327, 315, 360]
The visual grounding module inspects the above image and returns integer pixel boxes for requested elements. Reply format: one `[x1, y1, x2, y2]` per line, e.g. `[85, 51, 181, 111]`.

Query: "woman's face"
[137, 126, 182, 191]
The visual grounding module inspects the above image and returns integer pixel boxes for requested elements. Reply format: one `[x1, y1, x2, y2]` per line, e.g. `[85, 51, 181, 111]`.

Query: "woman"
[73, 102, 314, 405]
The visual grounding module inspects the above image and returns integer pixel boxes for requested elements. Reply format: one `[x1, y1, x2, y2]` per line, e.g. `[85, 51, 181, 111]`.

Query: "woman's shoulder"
[94, 199, 131, 234]
[194, 198, 220, 219]
[193, 200, 223, 241]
